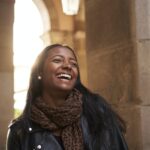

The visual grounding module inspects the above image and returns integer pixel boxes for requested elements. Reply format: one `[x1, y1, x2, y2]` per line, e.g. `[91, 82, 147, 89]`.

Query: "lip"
[56, 72, 73, 80]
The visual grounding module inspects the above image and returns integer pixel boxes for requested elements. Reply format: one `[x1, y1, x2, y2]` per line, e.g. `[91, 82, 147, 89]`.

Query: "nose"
[62, 61, 72, 70]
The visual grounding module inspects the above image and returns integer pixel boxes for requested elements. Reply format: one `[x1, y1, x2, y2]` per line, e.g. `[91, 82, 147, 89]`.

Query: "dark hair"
[19, 43, 126, 134]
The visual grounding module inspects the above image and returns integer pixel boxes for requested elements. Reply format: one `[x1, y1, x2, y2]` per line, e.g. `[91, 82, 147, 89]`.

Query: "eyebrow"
[49, 55, 77, 61]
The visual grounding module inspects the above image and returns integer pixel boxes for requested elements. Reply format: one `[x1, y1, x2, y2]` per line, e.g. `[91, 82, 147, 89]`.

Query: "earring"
[38, 75, 42, 80]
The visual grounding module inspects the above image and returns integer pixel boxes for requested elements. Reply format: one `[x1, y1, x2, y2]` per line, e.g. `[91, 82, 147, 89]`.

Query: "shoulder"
[7, 118, 26, 148]
[9, 118, 26, 129]
[8, 118, 26, 136]
[8, 117, 46, 135]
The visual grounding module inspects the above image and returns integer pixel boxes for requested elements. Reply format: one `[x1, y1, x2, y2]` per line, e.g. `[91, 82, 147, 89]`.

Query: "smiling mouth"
[56, 73, 72, 80]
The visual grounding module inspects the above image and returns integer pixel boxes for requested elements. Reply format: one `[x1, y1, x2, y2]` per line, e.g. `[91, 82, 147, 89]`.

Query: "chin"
[60, 87, 74, 92]
[56, 85, 75, 92]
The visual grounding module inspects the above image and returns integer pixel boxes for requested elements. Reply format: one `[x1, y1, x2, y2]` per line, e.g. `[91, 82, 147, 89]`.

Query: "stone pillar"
[74, 30, 88, 86]
[0, 0, 14, 149]
[74, 0, 88, 86]
[135, 0, 150, 149]
[85, 0, 142, 149]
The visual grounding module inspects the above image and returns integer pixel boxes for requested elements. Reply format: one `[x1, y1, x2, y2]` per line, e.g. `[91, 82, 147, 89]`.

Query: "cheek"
[73, 69, 79, 80]
[42, 64, 55, 80]
[44, 63, 57, 74]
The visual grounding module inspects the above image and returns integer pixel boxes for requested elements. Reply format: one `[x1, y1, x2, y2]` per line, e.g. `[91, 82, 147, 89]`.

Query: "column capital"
[41, 30, 74, 47]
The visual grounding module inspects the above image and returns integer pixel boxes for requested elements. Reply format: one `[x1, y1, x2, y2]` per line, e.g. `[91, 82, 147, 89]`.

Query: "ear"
[37, 72, 42, 80]
[37, 75, 42, 80]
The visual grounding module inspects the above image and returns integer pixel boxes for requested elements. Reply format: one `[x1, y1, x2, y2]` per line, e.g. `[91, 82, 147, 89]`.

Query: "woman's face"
[41, 46, 79, 93]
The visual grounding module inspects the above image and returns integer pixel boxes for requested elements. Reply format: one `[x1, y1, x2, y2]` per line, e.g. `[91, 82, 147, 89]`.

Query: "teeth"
[57, 73, 71, 80]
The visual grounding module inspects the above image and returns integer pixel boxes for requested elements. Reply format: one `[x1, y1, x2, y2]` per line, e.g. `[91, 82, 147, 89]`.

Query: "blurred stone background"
[0, 0, 150, 149]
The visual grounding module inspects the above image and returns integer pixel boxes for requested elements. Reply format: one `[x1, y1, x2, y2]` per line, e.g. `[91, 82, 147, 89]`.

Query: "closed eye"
[52, 58, 62, 63]
[70, 62, 78, 68]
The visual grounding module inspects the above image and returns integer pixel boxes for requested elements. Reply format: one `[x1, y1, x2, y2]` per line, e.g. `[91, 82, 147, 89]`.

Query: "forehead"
[47, 46, 77, 59]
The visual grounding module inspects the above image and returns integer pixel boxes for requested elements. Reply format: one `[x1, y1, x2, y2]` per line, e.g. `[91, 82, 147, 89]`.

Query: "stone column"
[0, 0, 14, 149]
[74, 30, 88, 86]
[135, 0, 150, 149]
[85, 0, 142, 149]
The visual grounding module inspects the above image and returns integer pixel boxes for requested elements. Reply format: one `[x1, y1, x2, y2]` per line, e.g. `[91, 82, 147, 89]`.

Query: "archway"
[13, 0, 44, 116]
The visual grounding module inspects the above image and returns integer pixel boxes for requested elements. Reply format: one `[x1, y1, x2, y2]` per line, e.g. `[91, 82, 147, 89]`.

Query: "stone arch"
[33, 0, 58, 32]
[32, 0, 67, 45]
[32, 0, 74, 45]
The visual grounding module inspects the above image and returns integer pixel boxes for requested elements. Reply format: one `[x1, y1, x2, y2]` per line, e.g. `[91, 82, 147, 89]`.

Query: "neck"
[42, 90, 71, 108]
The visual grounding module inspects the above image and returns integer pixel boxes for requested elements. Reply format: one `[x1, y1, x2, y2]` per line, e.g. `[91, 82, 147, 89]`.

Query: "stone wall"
[0, 1, 14, 149]
[85, 0, 142, 149]
[135, 0, 150, 149]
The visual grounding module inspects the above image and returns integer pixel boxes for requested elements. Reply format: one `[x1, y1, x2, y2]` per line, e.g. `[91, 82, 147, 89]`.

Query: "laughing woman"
[7, 44, 128, 150]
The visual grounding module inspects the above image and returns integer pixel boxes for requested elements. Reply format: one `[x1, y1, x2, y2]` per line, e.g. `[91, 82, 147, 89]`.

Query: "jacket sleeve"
[6, 127, 21, 150]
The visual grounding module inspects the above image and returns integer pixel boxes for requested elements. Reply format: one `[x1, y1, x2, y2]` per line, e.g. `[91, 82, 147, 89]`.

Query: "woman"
[7, 44, 128, 150]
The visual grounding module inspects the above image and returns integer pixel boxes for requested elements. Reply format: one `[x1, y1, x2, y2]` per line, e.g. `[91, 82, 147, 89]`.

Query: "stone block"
[135, 0, 150, 39]
[0, 73, 14, 150]
[140, 106, 150, 150]
[87, 42, 135, 104]
[136, 40, 150, 105]
[114, 104, 142, 150]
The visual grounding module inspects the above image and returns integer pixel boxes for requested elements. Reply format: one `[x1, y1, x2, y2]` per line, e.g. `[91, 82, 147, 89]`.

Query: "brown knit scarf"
[30, 89, 83, 150]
